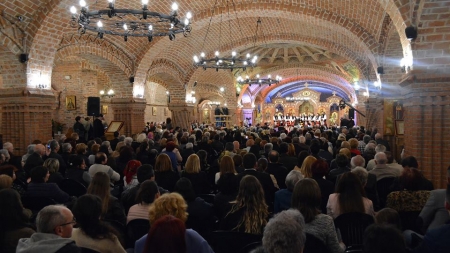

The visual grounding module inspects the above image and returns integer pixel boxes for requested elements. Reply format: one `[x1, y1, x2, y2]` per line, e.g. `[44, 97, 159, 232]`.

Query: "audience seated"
[16, 205, 80, 253]
[5, 123, 445, 253]
[127, 180, 159, 224]
[181, 154, 211, 195]
[292, 178, 345, 253]
[65, 155, 91, 187]
[274, 170, 303, 213]
[258, 209, 306, 253]
[153, 153, 179, 192]
[174, 178, 215, 240]
[134, 192, 213, 253]
[220, 175, 268, 234]
[26, 166, 70, 204]
[71, 194, 126, 253]
[0, 189, 35, 253]
[327, 172, 375, 219]
[87, 172, 126, 226]
[363, 224, 406, 253]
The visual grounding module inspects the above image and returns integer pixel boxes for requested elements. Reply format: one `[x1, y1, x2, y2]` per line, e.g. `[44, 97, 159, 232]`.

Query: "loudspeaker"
[129, 77, 134, 83]
[19, 54, 28, 63]
[405, 26, 417, 40]
[349, 109, 355, 119]
[377, 66, 384, 75]
[87, 97, 100, 117]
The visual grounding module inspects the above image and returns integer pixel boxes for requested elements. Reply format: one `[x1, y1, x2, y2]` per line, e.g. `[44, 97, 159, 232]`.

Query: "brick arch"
[238, 67, 356, 104]
[181, 34, 375, 87]
[56, 34, 134, 77]
[145, 60, 185, 90]
[138, 5, 392, 86]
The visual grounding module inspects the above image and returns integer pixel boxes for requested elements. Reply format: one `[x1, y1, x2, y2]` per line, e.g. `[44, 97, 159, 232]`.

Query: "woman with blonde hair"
[220, 175, 269, 234]
[87, 172, 126, 225]
[215, 155, 237, 184]
[296, 155, 317, 178]
[154, 153, 179, 192]
[134, 192, 214, 253]
[43, 158, 63, 184]
[111, 141, 125, 158]
[75, 143, 90, 167]
[181, 154, 211, 195]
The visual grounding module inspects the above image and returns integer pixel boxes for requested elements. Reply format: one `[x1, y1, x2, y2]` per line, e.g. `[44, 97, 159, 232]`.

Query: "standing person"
[73, 116, 86, 143]
[93, 114, 105, 139]
[83, 117, 92, 141]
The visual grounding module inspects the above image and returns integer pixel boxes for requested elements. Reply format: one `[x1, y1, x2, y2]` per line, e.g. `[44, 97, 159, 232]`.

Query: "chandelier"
[69, 0, 192, 41]
[237, 74, 282, 87]
[192, 0, 256, 71]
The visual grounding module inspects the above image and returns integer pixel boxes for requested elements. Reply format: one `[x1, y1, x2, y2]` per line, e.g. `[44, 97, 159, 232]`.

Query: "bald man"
[369, 152, 401, 181]
[23, 144, 46, 177]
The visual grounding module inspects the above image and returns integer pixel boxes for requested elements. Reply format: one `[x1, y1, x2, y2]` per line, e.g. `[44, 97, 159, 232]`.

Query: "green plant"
[52, 119, 66, 132]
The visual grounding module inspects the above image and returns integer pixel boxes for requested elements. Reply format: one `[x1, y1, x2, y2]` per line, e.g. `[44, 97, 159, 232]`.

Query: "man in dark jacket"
[267, 150, 289, 189]
[238, 153, 277, 209]
[73, 116, 86, 142]
[93, 114, 105, 139]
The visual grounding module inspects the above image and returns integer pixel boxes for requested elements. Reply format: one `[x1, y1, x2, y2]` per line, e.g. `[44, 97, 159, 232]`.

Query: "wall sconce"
[166, 91, 170, 103]
[220, 87, 225, 92]
[100, 89, 115, 98]
[37, 84, 47, 89]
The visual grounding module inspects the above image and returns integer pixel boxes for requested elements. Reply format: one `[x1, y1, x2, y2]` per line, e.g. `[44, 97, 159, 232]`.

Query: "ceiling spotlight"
[148, 36, 153, 42]
[124, 36, 128, 42]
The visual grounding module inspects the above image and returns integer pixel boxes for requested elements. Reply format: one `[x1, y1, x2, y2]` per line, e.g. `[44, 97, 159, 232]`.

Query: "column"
[111, 98, 146, 136]
[0, 88, 55, 154]
[400, 71, 450, 189]
[169, 103, 194, 131]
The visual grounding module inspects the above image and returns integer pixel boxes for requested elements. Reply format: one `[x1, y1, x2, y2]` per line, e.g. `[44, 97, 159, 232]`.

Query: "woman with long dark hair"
[87, 172, 126, 225]
[292, 178, 344, 253]
[220, 175, 268, 234]
[327, 172, 375, 219]
[0, 189, 34, 253]
[71, 194, 126, 253]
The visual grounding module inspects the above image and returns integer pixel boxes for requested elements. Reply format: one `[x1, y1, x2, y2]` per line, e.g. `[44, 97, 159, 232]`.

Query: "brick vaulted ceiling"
[2, 0, 437, 104]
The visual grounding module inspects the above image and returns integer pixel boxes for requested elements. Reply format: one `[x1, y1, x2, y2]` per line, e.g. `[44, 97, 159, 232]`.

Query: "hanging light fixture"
[100, 88, 115, 98]
[237, 74, 282, 87]
[192, 0, 256, 71]
[69, 0, 192, 41]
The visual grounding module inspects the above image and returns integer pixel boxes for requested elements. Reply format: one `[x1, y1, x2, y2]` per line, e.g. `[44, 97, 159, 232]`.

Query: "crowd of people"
[0, 117, 449, 253]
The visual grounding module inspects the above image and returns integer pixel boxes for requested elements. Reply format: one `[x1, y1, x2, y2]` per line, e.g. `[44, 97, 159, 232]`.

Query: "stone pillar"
[169, 103, 194, 131]
[400, 71, 450, 189]
[0, 88, 55, 154]
[363, 98, 384, 134]
[235, 108, 242, 127]
[111, 98, 146, 136]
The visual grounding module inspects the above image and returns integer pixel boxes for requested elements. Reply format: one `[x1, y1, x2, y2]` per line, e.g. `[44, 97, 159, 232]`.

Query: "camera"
[47, 144, 50, 149]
